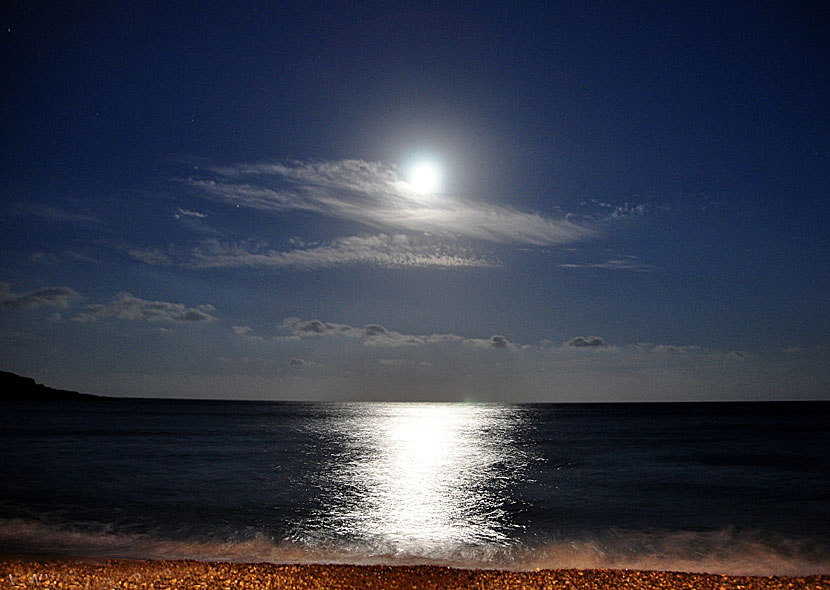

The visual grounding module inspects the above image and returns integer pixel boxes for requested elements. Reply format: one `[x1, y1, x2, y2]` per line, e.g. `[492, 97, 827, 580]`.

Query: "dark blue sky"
[1, 2, 827, 400]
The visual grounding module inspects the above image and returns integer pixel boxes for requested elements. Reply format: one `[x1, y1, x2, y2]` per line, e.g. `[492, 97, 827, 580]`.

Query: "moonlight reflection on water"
[302, 403, 527, 559]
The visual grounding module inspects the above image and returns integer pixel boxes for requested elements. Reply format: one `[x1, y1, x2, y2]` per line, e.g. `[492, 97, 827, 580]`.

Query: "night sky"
[1, 2, 827, 401]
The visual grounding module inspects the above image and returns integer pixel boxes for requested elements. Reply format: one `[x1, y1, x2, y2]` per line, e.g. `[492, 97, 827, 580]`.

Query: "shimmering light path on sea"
[298, 403, 527, 559]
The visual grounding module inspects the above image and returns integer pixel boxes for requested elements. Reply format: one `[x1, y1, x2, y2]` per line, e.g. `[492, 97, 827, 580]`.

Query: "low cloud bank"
[74, 293, 216, 324]
[567, 336, 608, 348]
[0, 283, 80, 310]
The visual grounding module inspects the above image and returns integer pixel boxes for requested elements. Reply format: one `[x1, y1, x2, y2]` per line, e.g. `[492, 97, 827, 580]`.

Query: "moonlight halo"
[409, 161, 441, 194]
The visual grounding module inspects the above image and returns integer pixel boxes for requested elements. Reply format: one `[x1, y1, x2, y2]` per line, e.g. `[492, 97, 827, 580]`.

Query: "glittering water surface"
[295, 403, 526, 556]
[1, 400, 828, 574]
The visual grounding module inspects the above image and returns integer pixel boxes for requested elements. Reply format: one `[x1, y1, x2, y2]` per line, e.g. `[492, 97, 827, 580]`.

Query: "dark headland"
[0, 370, 106, 401]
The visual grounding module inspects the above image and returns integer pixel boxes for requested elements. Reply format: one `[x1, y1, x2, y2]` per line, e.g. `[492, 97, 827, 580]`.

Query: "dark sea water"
[0, 399, 828, 575]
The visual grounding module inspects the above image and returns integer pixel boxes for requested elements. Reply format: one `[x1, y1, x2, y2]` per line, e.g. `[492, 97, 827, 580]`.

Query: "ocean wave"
[512, 528, 830, 576]
[1, 518, 827, 576]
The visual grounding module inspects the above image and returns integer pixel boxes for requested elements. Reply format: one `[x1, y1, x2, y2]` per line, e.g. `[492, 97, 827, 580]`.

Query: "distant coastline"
[1, 370, 827, 404]
[0, 370, 105, 401]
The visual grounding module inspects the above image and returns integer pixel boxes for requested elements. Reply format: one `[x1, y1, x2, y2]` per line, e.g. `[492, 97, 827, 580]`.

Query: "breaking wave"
[1, 518, 827, 576]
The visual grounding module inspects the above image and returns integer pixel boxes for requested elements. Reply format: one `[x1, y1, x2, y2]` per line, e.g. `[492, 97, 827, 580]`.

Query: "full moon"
[409, 162, 440, 194]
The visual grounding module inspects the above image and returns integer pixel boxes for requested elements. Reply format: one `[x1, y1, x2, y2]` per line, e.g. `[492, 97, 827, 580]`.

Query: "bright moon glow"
[409, 162, 440, 194]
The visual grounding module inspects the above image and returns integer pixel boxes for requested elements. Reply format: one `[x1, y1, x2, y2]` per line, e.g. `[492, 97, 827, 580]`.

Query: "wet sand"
[1, 557, 828, 590]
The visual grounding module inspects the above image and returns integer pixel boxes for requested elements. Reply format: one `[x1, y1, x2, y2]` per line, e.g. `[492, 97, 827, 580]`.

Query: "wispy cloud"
[172, 205, 221, 236]
[11, 202, 104, 226]
[559, 255, 658, 272]
[186, 234, 495, 269]
[30, 252, 62, 264]
[0, 283, 81, 310]
[185, 159, 595, 246]
[591, 201, 650, 220]
[174, 207, 207, 219]
[74, 292, 216, 323]
[127, 248, 175, 266]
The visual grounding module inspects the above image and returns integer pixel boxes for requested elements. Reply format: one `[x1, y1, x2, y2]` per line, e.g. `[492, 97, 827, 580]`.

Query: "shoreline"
[1, 556, 828, 589]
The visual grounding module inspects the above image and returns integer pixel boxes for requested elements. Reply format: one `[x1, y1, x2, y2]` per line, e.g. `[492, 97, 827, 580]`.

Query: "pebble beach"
[1, 557, 828, 590]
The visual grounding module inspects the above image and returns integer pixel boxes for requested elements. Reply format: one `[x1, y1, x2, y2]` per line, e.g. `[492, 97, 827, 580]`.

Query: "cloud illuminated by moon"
[193, 159, 595, 246]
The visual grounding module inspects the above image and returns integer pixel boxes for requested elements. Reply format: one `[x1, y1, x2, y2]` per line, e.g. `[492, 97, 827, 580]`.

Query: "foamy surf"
[1, 519, 827, 576]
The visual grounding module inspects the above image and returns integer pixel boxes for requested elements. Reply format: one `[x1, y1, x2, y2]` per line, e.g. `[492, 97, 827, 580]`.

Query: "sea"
[0, 399, 828, 575]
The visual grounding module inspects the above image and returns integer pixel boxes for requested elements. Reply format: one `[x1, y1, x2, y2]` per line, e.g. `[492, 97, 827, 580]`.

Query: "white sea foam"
[511, 528, 830, 576]
[1, 519, 827, 576]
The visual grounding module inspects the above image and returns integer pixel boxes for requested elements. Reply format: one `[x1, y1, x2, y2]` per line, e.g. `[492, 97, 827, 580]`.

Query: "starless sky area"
[1, 2, 827, 401]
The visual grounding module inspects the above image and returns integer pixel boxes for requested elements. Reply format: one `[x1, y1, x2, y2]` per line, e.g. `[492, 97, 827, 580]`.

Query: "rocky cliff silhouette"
[1, 370, 105, 401]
